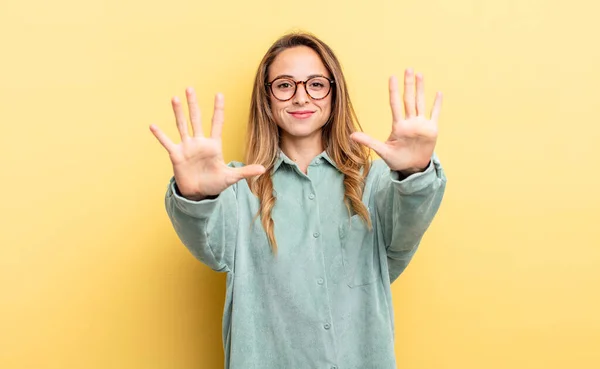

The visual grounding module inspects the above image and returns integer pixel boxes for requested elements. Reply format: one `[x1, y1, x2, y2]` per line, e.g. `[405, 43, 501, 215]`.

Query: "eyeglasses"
[266, 76, 335, 101]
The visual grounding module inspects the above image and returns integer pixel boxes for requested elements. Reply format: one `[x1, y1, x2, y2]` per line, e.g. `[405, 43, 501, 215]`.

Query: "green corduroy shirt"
[165, 150, 446, 369]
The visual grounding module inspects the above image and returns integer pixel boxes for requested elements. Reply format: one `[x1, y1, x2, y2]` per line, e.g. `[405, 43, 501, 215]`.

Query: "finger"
[389, 76, 402, 123]
[149, 124, 176, 153]
[171, 96, 189, 140]
[416, 73, 425, 117]
[350, 132, 388, 158]
[232, 164, 266, 180]
[403, 68, 416, 119]
[430, 91, 443, 123]
[211, 93, 225, 139]
[186, 87, 203, 137]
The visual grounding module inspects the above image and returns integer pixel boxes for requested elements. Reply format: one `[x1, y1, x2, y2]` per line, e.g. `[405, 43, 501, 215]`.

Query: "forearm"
[165, 177, 236, 272]
[377, 156, 446, 256]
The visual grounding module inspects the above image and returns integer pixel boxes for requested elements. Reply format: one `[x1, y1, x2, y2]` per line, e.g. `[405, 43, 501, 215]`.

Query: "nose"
[292, 81, 309, 105]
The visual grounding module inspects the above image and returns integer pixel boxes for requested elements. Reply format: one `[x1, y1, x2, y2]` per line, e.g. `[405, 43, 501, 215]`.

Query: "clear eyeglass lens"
[271, 77, 331, 100]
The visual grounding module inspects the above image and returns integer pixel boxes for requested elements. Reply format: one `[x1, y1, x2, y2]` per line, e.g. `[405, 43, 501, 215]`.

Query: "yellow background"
[1, 0, 599, 368]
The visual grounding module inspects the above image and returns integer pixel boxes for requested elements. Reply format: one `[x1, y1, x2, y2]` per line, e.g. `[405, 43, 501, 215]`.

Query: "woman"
[150, 32, 446, 369]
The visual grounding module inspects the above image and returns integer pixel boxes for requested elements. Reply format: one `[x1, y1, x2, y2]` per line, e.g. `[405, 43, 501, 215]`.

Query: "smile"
[288, 111, 315, 119]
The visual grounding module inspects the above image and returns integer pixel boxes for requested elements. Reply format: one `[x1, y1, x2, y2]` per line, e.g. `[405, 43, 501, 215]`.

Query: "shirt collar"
[272, 150, 339, 173]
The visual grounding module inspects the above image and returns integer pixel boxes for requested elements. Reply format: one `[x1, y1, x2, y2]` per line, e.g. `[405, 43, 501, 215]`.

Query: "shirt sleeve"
[374, 153, 447, 283]
[164, 176, 238, 273]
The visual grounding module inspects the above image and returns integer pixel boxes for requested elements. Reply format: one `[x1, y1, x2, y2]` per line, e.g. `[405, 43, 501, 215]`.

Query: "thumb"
[234, 164, 267, 180]
[350, 132, 387, 157]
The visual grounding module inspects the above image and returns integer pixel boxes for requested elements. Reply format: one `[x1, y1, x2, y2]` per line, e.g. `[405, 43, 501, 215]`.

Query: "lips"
[288, 110, 315, 119]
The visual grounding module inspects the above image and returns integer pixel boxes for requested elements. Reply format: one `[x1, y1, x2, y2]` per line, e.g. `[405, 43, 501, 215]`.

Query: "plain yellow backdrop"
[1, 0, 599, 368]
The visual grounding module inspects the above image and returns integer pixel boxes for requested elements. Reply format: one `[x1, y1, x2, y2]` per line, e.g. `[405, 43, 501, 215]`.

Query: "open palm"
[150, 87, 265, 200]
[351, 69, 442, 174]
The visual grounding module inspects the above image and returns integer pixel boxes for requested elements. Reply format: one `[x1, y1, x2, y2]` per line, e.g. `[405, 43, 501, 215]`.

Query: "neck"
[279, 131, 324, 174]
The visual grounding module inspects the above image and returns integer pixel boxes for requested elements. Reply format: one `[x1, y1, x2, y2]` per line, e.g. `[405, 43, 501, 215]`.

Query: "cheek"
[317, 98, 333, 117]
[269, 96, 285, 111]
[269, 98, 287, 125]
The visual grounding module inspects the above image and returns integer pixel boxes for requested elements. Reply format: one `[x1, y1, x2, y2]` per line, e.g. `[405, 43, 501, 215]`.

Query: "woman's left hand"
[350, 68, 442, 176]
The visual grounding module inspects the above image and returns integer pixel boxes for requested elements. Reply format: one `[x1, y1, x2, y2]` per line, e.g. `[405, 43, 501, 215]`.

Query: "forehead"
[268, 46, 330, 80]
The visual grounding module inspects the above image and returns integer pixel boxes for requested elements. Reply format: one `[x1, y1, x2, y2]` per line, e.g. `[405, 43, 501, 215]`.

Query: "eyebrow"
[271, 74, 329, 80]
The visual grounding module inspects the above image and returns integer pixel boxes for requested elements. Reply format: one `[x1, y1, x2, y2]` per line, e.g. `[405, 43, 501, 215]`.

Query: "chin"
[277, 113, 329, 138]
[284, 123, 325, 138]
[282, 128, 313, 137]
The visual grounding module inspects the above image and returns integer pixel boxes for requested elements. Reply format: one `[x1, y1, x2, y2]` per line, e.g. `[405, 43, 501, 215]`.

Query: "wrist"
[397, 163, 429, 179]
[174, 182, 207, 201]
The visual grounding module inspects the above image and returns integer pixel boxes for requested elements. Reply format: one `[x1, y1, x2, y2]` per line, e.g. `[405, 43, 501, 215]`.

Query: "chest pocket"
[338, 214, 380, 288]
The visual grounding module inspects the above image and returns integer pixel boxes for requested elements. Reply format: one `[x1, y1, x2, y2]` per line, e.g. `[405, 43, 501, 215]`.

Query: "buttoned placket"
[307, 158, 339, 368]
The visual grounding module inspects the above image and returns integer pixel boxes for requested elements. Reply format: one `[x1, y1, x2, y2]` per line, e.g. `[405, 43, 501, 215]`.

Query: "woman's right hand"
[150, 87, 266, 201]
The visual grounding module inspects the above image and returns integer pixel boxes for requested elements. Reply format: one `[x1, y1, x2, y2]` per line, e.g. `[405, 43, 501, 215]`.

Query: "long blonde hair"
[245, 31, 371, 252]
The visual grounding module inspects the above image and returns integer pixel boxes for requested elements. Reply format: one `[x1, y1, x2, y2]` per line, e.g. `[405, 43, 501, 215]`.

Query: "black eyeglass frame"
[265, 76, 336, 102]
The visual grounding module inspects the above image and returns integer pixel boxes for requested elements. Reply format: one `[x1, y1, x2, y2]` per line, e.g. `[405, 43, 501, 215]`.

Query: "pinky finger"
[430, 92, 443, 123]
[149, 124, 176, 153]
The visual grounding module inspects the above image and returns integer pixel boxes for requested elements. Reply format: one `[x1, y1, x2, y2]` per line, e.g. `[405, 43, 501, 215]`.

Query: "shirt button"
[332, 366, 338, 369]
[313, 232, 320, 238]
[308, 193, 315, 200]
[323, 323, 331, 330]
[317, 278, 324, 285]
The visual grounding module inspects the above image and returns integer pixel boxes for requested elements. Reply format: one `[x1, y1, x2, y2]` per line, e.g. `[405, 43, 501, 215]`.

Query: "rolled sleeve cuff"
[167, 177, 220, 219]
[390, 154, 443, 194]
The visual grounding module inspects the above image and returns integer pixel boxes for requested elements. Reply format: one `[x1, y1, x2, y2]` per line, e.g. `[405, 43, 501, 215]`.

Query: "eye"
[308, 77, 329, 90]
[273, 78, 295, 90]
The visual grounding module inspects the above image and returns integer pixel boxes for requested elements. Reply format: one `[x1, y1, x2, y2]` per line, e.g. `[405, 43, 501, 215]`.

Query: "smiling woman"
[149, 31, 447, 369]
[266, 46, 334, 142]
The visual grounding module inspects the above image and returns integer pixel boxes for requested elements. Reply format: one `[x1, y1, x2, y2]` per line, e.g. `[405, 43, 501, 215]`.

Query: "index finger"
[389, 76, 402, 123]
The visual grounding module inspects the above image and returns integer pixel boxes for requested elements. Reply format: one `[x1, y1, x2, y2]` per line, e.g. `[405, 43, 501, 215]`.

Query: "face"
[267, 46, 333, 143]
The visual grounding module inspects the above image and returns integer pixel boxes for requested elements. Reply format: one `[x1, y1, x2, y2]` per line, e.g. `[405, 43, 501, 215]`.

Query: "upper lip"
[288, 110, 315, 114]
